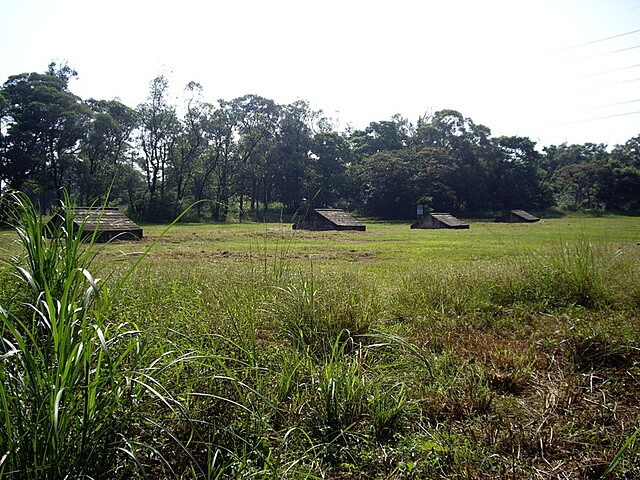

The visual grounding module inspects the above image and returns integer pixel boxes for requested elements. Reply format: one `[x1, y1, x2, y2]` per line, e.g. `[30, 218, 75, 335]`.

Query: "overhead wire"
[551, 109, 640, 126]
[581, 63, 640, 78]
[553, 28, 640, 52]
[557, 43, 640, 65]
[540, 5, 640, 134]
[570, 98, 640, 113]
[581, 77, 640, 91]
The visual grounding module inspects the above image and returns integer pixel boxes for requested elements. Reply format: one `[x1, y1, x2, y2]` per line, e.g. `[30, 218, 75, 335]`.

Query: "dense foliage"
[1, 64, 639, 220]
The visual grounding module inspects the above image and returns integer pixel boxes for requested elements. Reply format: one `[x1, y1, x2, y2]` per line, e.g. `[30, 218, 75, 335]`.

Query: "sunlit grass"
[1, 211, 639, 478]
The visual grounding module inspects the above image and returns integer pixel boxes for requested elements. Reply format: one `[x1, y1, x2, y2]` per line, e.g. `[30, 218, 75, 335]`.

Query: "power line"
[604, 5, 640, 18]
[582, 76, 640, 91]
[553, 109, 640, 126]
[609, 44, 640, 54]
[554, 28, 640, 52]
[570, 98, 640, 113]
[556, 64, 640, 86]
[582, 63, 640, 78]
[559, 43, 640, 65]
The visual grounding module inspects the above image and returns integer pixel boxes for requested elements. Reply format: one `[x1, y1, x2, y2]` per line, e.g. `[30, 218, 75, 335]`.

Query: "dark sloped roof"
[70, 207, 141, 231]
[511, 209, 540, 222]
[431, 213, 469, 228]
[314, 209, 365, 228]
[45, 207, 143, 242]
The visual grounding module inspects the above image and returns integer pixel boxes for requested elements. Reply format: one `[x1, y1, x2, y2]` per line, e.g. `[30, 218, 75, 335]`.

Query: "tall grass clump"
[270, 267, 381, 358]
[485, 236, 637, 314]
[5, 192, 98, 304]
[539, 237, 621, 308]
[391, 267, 494, 328]
[0, 192, 200, 478]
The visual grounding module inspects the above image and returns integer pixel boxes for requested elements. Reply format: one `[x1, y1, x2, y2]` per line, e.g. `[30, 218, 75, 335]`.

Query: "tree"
[192, 102, 236, 220]
[225, 94, 278, 217]
[0, 68, 89, 206]
[601, 135, 640, 210]
[309, 131, 352, 208]
[350, 114, 412, 159]
[487, 136, 550, 210]
[168, 82, 208, 208]
[356, 151, 412, 218]
[269, 100, 315, 213]
[78, 99, 138, 205]
[408, 146, 457, 212]
[136, 75, 180, 219]
[542, 142, 609, 172]
[553, 163, 604, 210]
[415, 109, 467, 147]
[415, 110, 492, 213]
[544, 143, 609, 210]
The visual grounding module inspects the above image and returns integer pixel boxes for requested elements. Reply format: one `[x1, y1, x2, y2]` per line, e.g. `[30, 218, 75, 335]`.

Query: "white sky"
[1, 0, 639, 148]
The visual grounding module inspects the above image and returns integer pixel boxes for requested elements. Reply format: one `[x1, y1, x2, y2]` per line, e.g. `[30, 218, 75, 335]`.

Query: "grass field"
[1, 205, 639, 479]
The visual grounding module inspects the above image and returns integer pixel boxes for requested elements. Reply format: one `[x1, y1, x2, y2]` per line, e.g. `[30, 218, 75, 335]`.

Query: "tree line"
[1, 64, 639, 222]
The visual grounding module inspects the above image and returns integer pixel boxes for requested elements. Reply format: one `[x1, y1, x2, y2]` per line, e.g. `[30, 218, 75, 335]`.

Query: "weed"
[368, 381, 410, 441]
[309, 335, 368, 441]
[603, 426, 640, 478]
[537, 237, 623, 308]
[0, 192, 209, 478]
[570, 334, 637, 372]
[271, 268, 379, 358]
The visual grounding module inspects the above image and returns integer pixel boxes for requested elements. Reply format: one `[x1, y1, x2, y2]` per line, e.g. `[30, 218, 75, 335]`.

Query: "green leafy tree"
[415, 109, 468, 147]
[225, 94, 279, 217]
[542, 142, 609, 172]
[408, 146, 457, 212]
[601, 135, 640, 210]
[415, 110, 492, 213]
[544, 143, 609, 210]
[193, 102, 236, 220]
[78, 99, 138, 205]
[269, 100, 315, 213]
[487, 136, 551, 211]
[309, 131, 352, 208]
[0, 67, 90, 206]
[168, 82, 208, 210]
[357, 151, 412, 218]
[136, 75, 181, 219]
[350, 114, 412, 159]
[553, 162, 605, 210]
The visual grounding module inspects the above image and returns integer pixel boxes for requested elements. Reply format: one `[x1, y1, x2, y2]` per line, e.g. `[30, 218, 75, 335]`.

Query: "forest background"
[1, 63, 639, 222]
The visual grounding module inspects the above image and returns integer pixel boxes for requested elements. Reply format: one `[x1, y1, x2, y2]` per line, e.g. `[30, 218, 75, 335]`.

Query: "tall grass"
[270, 268, 380, 358]
[0, 192, 125, 477]
[0, 192, 203, 478]
[3, 207, 639, 478]
[535, 237, 624, 308]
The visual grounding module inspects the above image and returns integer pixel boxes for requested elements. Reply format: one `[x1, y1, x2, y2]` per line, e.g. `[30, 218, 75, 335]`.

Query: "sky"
[1, 0, 639, 149]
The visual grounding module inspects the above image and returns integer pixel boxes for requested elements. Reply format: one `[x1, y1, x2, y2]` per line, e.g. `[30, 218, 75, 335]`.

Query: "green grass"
[1, 209, 639, 478]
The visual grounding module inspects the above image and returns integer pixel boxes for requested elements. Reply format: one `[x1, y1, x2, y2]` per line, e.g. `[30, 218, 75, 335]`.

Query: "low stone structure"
[411, 213, 469, 229]
[495, 209, 540, 223]
[46, 207, 143, 242]
[293, 208, 366, 231]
